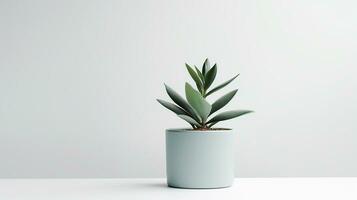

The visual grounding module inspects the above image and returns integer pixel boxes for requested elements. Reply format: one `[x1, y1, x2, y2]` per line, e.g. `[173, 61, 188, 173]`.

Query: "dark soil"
[186, 128, 232, 131]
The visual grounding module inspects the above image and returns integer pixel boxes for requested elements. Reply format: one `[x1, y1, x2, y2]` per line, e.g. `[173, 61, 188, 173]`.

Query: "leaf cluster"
[157, 59, 252, 129]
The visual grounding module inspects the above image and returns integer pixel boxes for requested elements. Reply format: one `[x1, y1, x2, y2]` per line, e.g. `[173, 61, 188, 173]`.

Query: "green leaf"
[185, 83, 211, 123]
[207, 122, 217, 128]
[204, 64, 217, 90]
[178, 114, 201, 127]
[205, 74, 239, 97]
[207, 110, 253, 124]
[164, 84, 201, 122]
[185, 63, 203, 93]
[157, 99, 188, 115]
[194, 65, 205, 83]
[210, 89, 238, 115]
[202, 58, 210, 76]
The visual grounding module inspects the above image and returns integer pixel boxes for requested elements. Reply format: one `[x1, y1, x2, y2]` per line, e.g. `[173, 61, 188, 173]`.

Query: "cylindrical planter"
[166, 129, 235, 189]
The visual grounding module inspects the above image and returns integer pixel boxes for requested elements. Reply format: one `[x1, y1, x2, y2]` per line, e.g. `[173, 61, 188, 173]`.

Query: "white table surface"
[0, 178, 356, 200]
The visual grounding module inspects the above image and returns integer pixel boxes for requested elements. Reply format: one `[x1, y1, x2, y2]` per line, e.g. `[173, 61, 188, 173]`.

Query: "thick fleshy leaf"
[207, 110, 253, 124]
[202, 58, 210, 76]
[205, 74, 239, 97]
[178, 114, 201, 127]
[194, 65, 205, 83]
[164, 84, 201, 122]
[157, 99, 188, 115]
[210, 89, 238, 115]
[185, 83, 211, 123]
[185, 63, 203, 93]
[204, 64, 217, 90]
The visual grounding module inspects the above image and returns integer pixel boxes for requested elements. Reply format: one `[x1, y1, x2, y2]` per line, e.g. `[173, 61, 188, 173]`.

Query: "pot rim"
[166, 128, 232, 133]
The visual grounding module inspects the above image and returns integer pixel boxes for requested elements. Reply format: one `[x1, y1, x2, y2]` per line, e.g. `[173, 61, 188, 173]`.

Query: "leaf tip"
[164, 83, 169, 89]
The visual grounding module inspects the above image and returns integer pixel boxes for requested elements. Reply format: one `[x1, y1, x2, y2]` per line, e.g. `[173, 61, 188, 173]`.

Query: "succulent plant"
[157, 58, 252, 130]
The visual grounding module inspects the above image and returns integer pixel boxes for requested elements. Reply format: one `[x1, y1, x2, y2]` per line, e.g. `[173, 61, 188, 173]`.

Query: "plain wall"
[1, 0, 357, 178]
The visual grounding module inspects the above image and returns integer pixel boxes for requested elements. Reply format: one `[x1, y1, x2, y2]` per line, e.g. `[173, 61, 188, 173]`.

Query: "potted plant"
[157, 59, 253, 189]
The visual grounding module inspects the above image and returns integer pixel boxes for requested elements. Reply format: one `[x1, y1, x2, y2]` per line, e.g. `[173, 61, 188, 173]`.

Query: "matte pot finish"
[165, 129, 235, 189]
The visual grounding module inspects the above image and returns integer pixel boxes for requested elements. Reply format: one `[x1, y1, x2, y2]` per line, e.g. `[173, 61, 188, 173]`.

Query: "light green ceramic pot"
[166, 129, 235, 189]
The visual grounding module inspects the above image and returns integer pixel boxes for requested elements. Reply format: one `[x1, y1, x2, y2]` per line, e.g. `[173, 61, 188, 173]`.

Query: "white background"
[1, 0, 357, 178]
